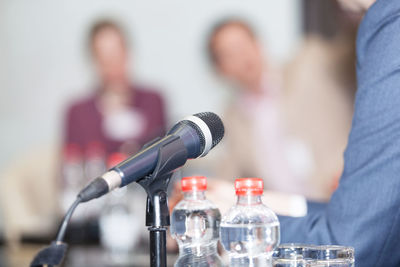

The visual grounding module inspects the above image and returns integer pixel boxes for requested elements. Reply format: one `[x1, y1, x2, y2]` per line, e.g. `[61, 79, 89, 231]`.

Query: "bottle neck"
[236, 194, 262, 205]
[183, 191, 206, 200]
[179, 241, 219, 257]
[229, 254, 272, 267]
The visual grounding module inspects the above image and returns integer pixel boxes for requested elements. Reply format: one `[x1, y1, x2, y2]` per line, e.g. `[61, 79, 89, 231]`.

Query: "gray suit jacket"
[279, 0, 400, 266]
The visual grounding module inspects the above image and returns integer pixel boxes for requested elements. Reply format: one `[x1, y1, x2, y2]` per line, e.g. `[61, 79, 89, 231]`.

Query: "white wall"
[0, 0, 302, 170]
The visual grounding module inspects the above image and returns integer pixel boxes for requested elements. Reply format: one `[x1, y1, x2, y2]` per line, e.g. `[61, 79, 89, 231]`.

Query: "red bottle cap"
[63, 143, 82, 163]
[107, 152, 128, 168]
[85, 141, 105, 159]
[181, 176, 207, 192]
[235, 178, 264, 196]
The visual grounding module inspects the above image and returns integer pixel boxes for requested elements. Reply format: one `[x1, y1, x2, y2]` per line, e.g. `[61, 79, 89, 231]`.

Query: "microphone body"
[115, 135, 176, 187]
[78, 112, 224, 202]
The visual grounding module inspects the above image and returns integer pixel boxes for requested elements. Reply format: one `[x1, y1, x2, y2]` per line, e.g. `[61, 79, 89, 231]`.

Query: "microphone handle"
[78, 134, 189, 203]
[112, 134, 177, 187]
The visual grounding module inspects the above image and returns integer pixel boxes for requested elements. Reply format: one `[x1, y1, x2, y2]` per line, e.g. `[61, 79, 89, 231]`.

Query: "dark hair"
[206, 18, 257, 65]
[88, 19, 129, 55]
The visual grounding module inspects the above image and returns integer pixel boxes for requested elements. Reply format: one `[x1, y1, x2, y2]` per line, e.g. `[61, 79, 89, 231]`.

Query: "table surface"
[1, 244, 179, 267]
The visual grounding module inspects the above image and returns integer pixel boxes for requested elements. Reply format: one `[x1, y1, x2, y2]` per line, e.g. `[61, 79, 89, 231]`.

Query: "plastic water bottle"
[61, 143, 86, 222]
[171, 176, 223, 267]
[220, 178, 280, 267]
[99, 153, 140, 264]
[84, 142, 107, 218]
[84, 141, 106, 182]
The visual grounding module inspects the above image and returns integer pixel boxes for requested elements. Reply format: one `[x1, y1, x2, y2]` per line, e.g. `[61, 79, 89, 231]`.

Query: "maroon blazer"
[64, 85, 166, 157]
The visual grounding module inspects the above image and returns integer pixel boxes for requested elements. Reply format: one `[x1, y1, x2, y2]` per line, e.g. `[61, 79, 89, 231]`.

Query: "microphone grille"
[194, 112, 225, 148]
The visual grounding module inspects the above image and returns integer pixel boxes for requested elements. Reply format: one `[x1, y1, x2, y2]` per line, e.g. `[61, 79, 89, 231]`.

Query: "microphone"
[78, 112, 224, 202]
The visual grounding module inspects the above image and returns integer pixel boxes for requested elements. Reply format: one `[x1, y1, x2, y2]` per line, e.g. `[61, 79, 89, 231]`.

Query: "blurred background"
[0, 0, 360, 266]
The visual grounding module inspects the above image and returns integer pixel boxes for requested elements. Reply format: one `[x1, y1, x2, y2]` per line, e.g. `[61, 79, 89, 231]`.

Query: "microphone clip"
[138, 134, 187, 227]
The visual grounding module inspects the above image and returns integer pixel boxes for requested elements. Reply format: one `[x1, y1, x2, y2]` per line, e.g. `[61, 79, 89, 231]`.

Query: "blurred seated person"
[61, 19, 166, 243]
[207, 19, 316, 199]
[64, 19, 166, 158]
[207, 19, 353, 201]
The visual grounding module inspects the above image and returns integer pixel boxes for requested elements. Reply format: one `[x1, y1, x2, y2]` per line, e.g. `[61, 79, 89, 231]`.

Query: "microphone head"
[181, 112, 224, 157]
[193, 112, 224, 149]
[168, 111, 224, 158]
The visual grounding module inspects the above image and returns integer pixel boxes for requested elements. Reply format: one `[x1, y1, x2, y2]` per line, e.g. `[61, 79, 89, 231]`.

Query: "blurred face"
[211, 24, 264, 91]
[92, 27, 129, 87]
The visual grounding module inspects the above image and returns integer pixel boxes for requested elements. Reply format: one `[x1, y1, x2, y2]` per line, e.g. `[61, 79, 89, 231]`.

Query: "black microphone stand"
[137, 135, 188, 267]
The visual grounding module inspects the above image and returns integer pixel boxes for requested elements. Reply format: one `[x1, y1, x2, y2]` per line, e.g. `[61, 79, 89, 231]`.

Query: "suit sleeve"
[279, 1, 400, 266]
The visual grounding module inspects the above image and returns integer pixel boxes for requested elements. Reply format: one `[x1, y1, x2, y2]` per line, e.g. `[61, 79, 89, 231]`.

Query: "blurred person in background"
[61, 19, 166, 244]
[207, 19, 318, 200]
[64, 19, 166, 158]
[207, 14, 356, 202]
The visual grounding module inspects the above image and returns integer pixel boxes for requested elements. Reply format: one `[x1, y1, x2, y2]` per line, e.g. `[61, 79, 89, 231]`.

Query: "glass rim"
[303, 245, 354, 260]
[303, 245, 354, 252]
[277, 243, 317, 249]
[273, 244, 355, 261]
[306, 258, 355, 263]
[273, 243, 316, 260]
